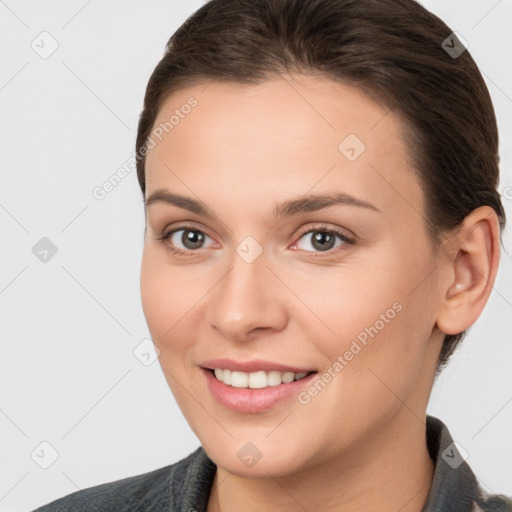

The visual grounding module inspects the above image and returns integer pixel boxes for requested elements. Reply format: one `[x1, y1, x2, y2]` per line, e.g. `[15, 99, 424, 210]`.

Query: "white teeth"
[212, 368, 311, 388]
[249, 371, 267, 389]
[281, 372, 295, 383]
[231, 371, 249, 388]
[267, 371, 282, 386]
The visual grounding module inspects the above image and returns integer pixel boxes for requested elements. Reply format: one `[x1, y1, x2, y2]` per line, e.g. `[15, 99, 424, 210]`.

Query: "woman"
[33, 0, 511, 510]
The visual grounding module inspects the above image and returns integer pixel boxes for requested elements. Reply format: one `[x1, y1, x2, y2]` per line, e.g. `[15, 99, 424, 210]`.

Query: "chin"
[201, 436, 314, 479]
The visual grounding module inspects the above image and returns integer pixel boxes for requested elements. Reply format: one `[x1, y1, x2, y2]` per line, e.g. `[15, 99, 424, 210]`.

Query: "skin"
[140, 74, 500, 512]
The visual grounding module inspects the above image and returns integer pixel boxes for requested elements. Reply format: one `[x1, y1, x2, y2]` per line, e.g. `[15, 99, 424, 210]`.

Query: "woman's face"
[140, 75, 446, 477]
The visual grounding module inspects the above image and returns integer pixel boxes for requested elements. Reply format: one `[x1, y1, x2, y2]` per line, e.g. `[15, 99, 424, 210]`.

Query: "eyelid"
[293, 223, 355, 243]
[158, 220, 215, 241]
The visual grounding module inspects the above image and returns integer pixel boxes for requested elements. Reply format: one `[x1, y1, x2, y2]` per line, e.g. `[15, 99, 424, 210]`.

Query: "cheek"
[299, 248, 435, 389]
[279, 257, 402, 346]
[140, 250, 201, 411]
[140, 248, 195, 355]
[140, 254, 169, 338]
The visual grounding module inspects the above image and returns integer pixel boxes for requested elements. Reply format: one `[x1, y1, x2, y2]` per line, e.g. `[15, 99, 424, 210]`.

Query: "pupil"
[183, 230, 204, 249]
[312, 231, 335, 251]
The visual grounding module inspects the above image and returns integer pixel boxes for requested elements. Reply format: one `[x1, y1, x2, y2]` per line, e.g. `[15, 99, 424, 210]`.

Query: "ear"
[436, 206, 501, 336]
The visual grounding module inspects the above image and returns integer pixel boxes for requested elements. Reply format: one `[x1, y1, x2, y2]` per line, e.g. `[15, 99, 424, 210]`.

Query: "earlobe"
[436, 206, 500, 336]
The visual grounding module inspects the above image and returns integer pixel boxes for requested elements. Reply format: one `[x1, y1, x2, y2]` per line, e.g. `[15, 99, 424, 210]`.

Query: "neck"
[207, 411, 435, 512]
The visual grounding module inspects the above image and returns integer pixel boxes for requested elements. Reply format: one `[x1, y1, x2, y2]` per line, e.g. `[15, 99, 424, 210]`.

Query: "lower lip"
[201, 368, 317, 413]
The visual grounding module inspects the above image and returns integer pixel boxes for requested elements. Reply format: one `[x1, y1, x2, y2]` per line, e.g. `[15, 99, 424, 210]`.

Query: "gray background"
[1, 1, 511, 510]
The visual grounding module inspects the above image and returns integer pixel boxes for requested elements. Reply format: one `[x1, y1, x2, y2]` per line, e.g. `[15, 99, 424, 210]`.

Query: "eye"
[155, 223, 355, 257]
[292, 225, 355, 254]
[156, 226, 214, 256]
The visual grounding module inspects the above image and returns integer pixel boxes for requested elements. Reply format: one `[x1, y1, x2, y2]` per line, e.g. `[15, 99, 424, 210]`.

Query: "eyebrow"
[144, 189, 381, 220]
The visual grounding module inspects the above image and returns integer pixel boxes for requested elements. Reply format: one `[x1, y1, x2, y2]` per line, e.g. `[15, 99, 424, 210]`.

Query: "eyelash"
[155, 222, 356, 258]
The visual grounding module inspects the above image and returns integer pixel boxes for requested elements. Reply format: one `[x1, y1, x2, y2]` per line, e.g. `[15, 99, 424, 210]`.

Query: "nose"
[207, 247, 288, 342]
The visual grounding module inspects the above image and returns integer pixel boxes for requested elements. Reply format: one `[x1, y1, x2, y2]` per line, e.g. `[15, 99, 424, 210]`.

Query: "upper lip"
[200, 358, 316, 374]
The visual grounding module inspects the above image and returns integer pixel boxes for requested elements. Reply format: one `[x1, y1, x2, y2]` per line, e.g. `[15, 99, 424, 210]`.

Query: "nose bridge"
[208, 242, 286, 340]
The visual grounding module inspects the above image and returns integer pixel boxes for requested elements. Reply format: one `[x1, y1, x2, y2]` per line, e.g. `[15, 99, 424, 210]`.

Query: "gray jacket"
[32, 416, 512, 511]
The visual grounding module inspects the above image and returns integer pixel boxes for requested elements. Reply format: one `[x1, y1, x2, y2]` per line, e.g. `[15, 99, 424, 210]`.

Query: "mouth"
[200, 363, 319, 413]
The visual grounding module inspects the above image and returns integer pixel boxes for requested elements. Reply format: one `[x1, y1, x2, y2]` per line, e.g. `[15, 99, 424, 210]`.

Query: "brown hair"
[135, 0, 506, 372]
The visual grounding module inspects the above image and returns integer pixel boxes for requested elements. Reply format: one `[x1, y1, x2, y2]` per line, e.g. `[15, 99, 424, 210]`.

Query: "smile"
[201, 364, 318, 413]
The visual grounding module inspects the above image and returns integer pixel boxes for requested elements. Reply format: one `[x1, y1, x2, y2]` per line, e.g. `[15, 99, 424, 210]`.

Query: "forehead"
[144, 74, 424, 223]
